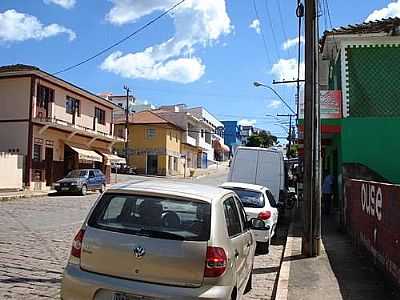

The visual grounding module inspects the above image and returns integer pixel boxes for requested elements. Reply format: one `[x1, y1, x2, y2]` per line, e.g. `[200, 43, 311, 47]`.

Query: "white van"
[228, 146, 286, 204]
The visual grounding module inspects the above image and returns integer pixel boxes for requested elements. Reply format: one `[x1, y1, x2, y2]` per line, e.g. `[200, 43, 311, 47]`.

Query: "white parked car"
[220, 182, 279, 254]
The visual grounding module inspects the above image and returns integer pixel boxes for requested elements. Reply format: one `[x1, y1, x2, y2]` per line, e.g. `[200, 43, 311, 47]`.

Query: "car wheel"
[257, 240, 270, 255]
[81, 184, 87, 196]
[244, 270, 253, 294]
[100, 183, 106, 193]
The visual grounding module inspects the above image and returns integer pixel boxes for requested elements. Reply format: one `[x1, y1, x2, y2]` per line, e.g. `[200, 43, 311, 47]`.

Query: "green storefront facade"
[304, 19, 400, 207]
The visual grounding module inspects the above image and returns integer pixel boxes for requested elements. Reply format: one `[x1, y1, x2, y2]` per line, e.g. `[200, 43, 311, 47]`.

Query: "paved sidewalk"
[278, 208, 400, 300]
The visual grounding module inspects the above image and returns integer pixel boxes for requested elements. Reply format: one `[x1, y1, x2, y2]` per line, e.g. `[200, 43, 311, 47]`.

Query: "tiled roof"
[321, 17, 400, 48]
[115, 111, 183, 130]
[0, 64, 39, 73]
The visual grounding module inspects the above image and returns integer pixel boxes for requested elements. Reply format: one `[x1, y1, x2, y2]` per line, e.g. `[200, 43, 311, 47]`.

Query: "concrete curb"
[275, 210, 296, 300]
[0, 192, 51, 202]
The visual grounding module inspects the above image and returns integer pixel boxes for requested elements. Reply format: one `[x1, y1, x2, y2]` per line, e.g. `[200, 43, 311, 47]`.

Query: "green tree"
[286, 143, 298, 158]
[246, 131, 278, 148]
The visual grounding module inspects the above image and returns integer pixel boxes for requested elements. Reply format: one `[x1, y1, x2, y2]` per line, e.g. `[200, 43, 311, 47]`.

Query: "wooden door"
[45, 147, 54, 186]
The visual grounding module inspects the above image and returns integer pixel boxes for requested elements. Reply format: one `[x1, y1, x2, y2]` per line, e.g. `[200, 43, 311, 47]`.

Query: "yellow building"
[115, 111, 184, 176]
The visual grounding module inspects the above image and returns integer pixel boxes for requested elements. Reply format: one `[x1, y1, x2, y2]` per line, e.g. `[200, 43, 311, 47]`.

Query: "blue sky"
[0, 0, 396, 141]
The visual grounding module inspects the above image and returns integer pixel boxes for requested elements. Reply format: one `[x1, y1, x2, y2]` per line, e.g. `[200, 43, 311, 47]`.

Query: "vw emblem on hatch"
[133, 246, 145, 259]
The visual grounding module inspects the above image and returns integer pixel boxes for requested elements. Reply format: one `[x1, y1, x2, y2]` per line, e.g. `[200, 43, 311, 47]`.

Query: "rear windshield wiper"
[139, 229, 185, 240]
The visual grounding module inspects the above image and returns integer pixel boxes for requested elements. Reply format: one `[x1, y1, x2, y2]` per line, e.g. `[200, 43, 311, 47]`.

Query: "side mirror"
[249, 218, 270, 231]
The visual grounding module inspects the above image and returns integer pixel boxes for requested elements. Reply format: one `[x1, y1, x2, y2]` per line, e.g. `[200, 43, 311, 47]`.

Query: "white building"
[185, 107, 225, 163]
[157, 104, 228, 167]
[100, 93, 156, 120]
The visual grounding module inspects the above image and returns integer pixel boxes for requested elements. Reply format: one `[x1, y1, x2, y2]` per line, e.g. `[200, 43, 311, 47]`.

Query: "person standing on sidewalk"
[322, 172, 334, 215]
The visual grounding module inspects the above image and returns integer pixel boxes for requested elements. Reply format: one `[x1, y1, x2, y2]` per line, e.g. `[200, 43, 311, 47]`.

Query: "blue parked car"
[53, 169, 106, 195]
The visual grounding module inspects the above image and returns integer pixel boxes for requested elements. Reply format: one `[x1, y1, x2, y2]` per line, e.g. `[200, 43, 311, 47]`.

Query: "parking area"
[0, 173, 288, 299]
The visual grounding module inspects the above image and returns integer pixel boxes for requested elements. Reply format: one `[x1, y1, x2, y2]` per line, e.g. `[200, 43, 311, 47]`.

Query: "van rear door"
[229, 148, 258, 184]
[256, 151, 282, 202]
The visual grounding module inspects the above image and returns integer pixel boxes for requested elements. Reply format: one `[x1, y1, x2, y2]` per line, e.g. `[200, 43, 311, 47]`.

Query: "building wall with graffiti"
[345, 179, 400, 285]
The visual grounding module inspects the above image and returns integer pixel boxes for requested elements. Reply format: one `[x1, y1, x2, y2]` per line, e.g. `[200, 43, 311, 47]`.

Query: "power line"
[132, 84, 277, 101]
[252, 0, 273, 67]
[263, 0, 280, 58]
[53, 0, 186, 75]
[320, 0, 328, 33]
[323, 0, 339, 51]
[275, 0, 288, 43]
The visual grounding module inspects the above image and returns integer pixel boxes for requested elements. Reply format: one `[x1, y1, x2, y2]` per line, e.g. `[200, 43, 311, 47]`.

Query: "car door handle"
[234, 250, 239, 258]
[246, 242, 251, 248]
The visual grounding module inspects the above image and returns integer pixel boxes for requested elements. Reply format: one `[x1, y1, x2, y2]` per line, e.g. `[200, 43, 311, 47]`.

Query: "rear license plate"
[112, 293, 155, 300]
[112, 293, 128, 300]
[61, 187, 69, 191]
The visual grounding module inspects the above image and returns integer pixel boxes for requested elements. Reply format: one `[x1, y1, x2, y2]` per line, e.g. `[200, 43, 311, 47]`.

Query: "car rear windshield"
[88, 193, 211, 241]
[226, 188, 265, 208]
[66, 170, 87, 178]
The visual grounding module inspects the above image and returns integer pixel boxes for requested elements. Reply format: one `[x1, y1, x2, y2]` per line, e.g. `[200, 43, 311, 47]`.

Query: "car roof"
[220, 182, 269, 192]
[107, 180, 233, 203]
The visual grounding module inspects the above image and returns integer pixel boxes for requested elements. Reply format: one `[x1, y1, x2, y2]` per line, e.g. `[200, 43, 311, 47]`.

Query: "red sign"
[299, 90, 342, 119]
[346, 179, 400, 286]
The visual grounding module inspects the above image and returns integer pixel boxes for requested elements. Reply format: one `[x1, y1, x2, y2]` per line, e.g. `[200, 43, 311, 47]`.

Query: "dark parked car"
[53, 169, 106, 195]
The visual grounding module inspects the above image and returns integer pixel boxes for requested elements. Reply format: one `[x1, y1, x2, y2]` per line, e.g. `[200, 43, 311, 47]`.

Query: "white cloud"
[102, 0, 232, 83]
[44, 0, 76, 9]
[0, 9, 76, 42]
[271, 58, 305, 84]
[238, 119, 257, 126]
[249, 19, 261, 34]
[366, 1, 400, 22]
[268, 100, 282, 109]
[101, 51, 205, 84]
[283, 36, 304, 50]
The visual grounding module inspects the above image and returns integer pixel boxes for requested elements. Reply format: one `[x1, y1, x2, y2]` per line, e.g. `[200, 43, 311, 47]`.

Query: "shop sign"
[299, 90, 342, 119]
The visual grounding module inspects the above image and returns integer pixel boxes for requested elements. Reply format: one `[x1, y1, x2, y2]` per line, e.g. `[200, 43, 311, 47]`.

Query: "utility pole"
[303, 0, 321, 257]
[123, 85, 131, 161]
[296, 1, 305, 124]
[277, 113, 296, 149]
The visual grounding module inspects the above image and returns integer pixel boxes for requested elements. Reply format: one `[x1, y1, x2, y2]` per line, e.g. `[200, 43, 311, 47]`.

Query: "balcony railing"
[184, 134, 197, 147]
[197, 138, 212, 150]
[33, 116, 122, 142]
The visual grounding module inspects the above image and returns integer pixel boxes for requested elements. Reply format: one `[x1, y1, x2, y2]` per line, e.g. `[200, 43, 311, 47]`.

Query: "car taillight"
[71, 229, 85, 258]
[258, 211, 272, 220]
[204, 246, 227, 277]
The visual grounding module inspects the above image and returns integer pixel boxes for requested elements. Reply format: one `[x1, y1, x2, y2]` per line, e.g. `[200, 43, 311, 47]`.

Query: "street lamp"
[253, 81, 297, 115]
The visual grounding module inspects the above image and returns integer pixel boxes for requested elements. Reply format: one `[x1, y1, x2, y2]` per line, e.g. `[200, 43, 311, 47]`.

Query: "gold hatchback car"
[61, 181, 269, 300]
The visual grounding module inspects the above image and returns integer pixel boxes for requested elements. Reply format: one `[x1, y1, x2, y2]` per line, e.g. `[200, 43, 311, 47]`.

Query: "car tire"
[258, 240, 270, 255]
[100, 183, 106, 193]
[81, 185, 87, 196]
[270, 225, 277, 241]
[244, 270, 252, 294]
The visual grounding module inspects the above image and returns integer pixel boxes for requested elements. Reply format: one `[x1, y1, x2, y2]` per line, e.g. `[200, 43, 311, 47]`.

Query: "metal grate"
[346, 45, 400, 117]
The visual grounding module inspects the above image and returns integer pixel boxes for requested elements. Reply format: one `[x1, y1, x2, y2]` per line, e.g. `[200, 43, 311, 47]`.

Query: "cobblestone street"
[0, 173, 288, 299]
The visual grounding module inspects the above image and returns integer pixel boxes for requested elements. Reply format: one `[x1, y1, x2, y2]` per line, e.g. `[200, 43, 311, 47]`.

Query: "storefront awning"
[68, 145, 103, 162]
[101, 153, 126, 164]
